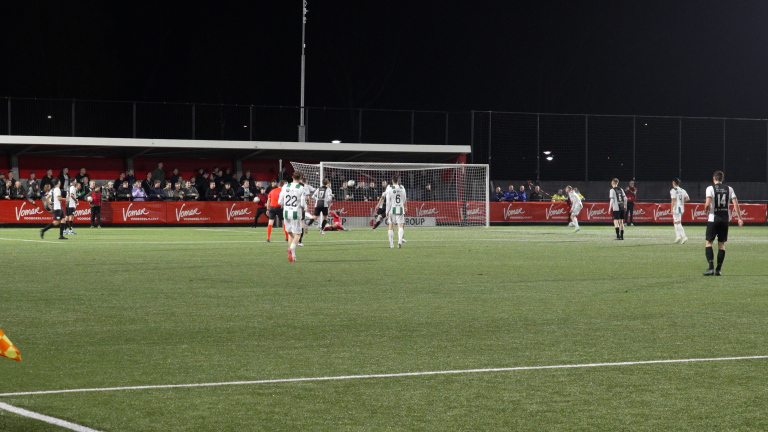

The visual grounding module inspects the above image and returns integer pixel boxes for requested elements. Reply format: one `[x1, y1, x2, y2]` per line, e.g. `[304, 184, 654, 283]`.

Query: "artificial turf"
[1, 225, 767, 431]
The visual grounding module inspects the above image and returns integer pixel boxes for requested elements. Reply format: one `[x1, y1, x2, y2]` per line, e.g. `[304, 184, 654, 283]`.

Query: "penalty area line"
[0, 355, 766, 398]
[0, 402, 103, 432]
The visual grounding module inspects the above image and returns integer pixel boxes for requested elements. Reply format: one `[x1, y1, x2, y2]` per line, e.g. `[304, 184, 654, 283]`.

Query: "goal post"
[290, 161, 489, 227]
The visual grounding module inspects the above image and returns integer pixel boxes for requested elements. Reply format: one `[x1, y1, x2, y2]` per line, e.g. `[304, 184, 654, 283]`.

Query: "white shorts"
[673, 212, 683, 223]
[571, 205, 582, 216]
[389, 214, 405, 225]
[284, 219, 303, 234]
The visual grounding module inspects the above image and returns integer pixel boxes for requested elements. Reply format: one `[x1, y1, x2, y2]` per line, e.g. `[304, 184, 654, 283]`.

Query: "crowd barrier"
[0, 201, 766, 225]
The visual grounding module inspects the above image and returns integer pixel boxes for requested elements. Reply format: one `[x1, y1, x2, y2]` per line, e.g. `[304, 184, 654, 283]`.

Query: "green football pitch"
[1, 225, 767, 431]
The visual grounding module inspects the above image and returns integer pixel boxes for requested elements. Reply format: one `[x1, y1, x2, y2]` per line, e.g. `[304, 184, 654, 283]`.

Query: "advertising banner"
[101, 201, 167, 224]
[0, 201, 764, 225]
[0, 200, 52, 223]
[166, 201, 258, 224]
[489, 202, 574, 222]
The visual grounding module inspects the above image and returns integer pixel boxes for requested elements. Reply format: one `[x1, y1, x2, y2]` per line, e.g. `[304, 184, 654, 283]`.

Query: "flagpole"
[298, 1, 308, 142]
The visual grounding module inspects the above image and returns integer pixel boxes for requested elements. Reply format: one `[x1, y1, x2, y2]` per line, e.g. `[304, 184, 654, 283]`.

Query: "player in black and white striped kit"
[306, 178, 332, 234]
[39, 178, 68, 240]
[609, 178, 627, 240]
[703, 170, 743, 276]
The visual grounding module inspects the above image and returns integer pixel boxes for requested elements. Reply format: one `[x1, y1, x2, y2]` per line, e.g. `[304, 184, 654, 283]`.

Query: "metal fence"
[3, 97, 768, 183]
[472, 112, 768, 182]
[0, 97, 470, 146]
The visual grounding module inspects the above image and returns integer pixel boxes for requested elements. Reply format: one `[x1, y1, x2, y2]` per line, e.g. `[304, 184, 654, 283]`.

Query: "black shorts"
[66, 207, 75, 216]
[613, 209, 625, 221]
[53, 209, 64, 221]
[313, 207, 329, 217]
[376, 206, 386, 216]
[705, 221, 729, 243]
[268, 206, 283, 221]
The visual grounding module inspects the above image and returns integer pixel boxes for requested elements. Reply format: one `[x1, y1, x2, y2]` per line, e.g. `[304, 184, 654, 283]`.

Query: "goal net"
[290, 161, 489, 227]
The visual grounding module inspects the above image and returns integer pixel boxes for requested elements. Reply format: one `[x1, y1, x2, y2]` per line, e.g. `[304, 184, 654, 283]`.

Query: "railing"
[472, 112, 768, 182]
[3, 97, 768, 183]
[0, 97, 470, 146]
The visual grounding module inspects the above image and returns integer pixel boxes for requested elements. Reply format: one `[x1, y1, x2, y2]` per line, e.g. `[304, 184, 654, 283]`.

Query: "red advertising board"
[102, 201, 167, 224]
[489, 201, 571, 222]
[0, 201, 765, 225]
[0, 200, 53, 223]
[166, 201, 257, 224]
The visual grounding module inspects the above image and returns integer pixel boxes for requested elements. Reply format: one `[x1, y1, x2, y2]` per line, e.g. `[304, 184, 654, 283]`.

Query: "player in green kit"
[384, 174, 407, 249]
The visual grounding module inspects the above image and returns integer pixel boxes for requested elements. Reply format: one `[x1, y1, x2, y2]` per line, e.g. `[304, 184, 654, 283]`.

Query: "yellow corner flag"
[0, 329, 22, 362]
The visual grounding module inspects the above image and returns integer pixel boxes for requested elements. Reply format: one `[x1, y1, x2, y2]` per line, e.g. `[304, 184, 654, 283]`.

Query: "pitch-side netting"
[291, 162, 489, 227]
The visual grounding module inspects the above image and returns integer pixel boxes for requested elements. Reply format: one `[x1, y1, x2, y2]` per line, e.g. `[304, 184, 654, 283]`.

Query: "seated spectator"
[40, 184, 51, 206]
[517, 185, 527, 202]
[10, 180, 26, 200]
[182, 180, 199, 201]
[132, 181, 147, 202]
[238, 180, 254, 201]
[40, 169, 55, 191]
[205, 181, 220, 201]
[422, 184, 435, 201]
[6, 171, 17, 187]
[26, 181, 41, 203]
[163, 182, 175, 201]
[492, 186, 504, 202]
[175, 174, 185, 190]
[529, 185, 544, 202]
[220, 182, 235, 201]
[141, 172, 154, 195]
[172, 182, 184, 201]
[102, 182, 116, 202]
[116, 181, 132, 201]
[551, 189, 566, 202]
[77, 177, 91, 199]
[169, 168, 181, 188]
[149, 180, 165, 201]
[114, 172, 127, 188]
[503, 185, 517, 202]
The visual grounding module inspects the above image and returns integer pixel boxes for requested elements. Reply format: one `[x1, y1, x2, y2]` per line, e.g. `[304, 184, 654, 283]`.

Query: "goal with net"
[290, 162, 489, 227]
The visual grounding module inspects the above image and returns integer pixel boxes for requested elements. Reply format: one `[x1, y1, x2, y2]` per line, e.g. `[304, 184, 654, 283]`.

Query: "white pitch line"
[0, 402, 103, 432]
[0, 237, 65, 244]
[0, 355, 765, 398]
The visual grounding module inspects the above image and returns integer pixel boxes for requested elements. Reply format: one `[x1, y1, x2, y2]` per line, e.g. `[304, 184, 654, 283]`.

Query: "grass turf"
[0, 225, 767, 431]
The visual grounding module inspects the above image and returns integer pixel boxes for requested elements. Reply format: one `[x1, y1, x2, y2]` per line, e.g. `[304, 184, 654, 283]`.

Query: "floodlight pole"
[298, 1, 308, 142]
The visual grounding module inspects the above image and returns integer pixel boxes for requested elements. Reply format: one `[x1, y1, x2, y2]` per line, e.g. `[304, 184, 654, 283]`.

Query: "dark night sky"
[3, 1, 768, 117]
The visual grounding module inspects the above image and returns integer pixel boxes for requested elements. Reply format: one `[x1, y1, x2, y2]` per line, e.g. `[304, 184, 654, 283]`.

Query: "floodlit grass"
[1, 225, 767, 431]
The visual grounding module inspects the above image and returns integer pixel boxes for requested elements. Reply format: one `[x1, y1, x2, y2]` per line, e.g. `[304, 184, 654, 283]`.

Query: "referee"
[265, 180, 286, 243]
[703, 171, 743, 276]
